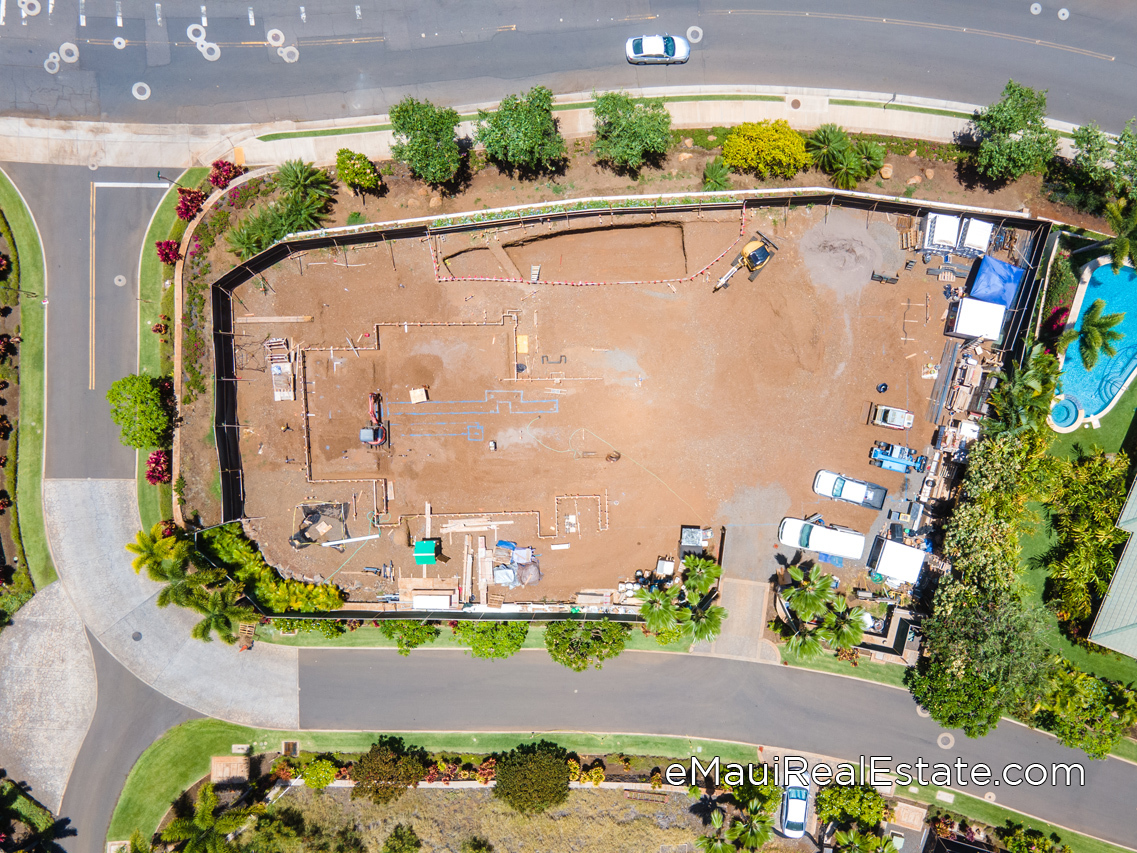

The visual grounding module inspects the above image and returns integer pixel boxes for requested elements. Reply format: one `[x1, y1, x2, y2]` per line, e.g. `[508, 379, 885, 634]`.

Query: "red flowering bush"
[158, 519, 177, 537]
[145, 450, 171, 485]
[175, 187, 207, 221]
[151, 322, 168, 334]
[155, 240, 182, 265]
[209, 159, 244, 190]
[0, 253, 10, 281]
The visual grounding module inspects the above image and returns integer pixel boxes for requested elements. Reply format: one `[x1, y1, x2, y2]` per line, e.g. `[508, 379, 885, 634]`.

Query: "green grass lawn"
[0, 168, 55, 589]
[136, 167, 207, 531]
[108, 719, 755, 843]
[901, 778, 1131, 853]
[779, 646, 909, 688]
[256, 621, 690, 653]
[1048, 378, 1137, 462]
[0, 779, 55, 832]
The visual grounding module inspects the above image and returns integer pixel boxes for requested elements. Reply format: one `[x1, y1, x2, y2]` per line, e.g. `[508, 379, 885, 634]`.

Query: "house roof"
[1089, 477, 1137, 658]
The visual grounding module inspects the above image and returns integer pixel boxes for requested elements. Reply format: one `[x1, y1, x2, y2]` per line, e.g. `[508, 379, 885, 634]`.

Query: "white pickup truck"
[872, 404, 914, 430]
[813, 471, 888, 510]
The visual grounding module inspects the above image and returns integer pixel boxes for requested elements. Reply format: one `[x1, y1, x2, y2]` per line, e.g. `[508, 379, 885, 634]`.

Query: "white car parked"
[625, 34, 690, 64]
[778, 518, 866, 560]
[813, 470, 888, 510]
[780, 771, 811, 838]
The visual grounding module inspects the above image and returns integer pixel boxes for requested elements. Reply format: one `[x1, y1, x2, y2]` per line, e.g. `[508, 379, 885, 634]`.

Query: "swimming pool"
[1058, 263, 1137, 423]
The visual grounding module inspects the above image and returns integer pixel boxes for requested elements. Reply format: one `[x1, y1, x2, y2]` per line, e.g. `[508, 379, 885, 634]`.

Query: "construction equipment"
[713, 231, 779, 292]
[360, 391, 388, 447]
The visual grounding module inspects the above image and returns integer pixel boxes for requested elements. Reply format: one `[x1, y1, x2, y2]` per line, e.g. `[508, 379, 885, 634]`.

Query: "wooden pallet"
[238, 623, 256, 640]
[900, 229, 919, 250]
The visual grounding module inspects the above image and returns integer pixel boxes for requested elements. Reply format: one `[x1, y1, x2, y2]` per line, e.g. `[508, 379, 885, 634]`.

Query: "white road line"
[78, 0, 84, 26]
[299, 5, 305, 22]
[247, 6, 254, 24]
[1, 0, 6, 26]
[115, 0, 122, 26]
[155, 2, 161, 24]
[200, 4, 206, 25]
[91, 182, 168, 188]
[48, 0, 54, 15]
[355, 4, 361, 19]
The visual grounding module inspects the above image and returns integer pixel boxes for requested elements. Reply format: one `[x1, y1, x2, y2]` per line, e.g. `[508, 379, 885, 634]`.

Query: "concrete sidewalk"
[0, 582, 95, 813]
[0, 85, 1080, 169]
[42, 478, 300, 729]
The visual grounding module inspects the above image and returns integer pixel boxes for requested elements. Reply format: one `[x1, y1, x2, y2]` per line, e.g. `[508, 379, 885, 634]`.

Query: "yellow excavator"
[713, 231, 779, 292]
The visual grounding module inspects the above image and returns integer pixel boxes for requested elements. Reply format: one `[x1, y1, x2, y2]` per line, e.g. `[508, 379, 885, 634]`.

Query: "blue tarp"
[969, 256, 1024, 308]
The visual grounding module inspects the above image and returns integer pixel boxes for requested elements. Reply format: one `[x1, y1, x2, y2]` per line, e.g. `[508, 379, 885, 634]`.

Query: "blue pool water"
[1051, 398, 1079, 427]
[1060, 264, 1137, 417]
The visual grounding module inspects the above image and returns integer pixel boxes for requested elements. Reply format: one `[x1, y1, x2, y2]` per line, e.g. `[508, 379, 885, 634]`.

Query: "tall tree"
[125, 522, 190, 579]
[189, 583, 254, 644]
[590, 91, 672, 172]
[819, 599, 867, 651]
[986, 343, 1060, 436]
[783, 565, 837, 621]
[635, 586, 680, 634]
[1058, 298, 1125, 370]
[972, 80, 1058, 182]
[1103, 191, 1137, 273]
[475, 86, 566, 174]
[151, 558, 223, 609]
[160, 783, 260, 853]
[390, 97, 462, 185]
[726, 813, 773, 850]
[686, 604, 727, 644]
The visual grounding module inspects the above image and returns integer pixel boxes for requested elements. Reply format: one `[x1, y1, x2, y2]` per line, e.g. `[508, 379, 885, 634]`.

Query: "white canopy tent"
[952, 297, 1006, 340]
[961, 218, 994, 253]
[869, 538, 926, 584]
[924, 213, 961, 250]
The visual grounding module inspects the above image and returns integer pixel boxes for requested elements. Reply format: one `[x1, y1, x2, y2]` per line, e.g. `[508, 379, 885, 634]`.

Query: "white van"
[778, 517, 866, 560]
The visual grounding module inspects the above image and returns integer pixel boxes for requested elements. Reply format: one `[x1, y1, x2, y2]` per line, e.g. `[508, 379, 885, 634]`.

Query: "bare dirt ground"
[231, 204, 954, 605]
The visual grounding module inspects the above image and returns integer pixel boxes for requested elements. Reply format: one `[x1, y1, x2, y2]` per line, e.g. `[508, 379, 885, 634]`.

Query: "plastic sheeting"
[969, 255, 1024, 308]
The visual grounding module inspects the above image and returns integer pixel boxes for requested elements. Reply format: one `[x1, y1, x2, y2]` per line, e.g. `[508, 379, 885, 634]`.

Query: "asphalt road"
[60, 633, 198, 853]
[4, 164, 167, 479]
[301, 649, 1137, 846]
[0, 0, 1135, 129]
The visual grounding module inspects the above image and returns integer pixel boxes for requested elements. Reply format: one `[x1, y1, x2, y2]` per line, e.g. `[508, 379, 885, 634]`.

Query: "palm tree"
[161, 782, 260, 853]
[1104, 191, 1137, 273]
[818, 599, 867, 651]
[274, 159, 334, 201]
[726, 813, 774, 850]
[125, 523, 190, 579]
[683, 556, 723, 598]
[151, 559, 225, 609]
[189, 583, 255, 644]
[1058, 298, 1125, 370]
[986, 343, 1060, 436]
[226, 219, 264, 260]
[686, 604, 726, 644]
[786, 626, 824, 660]
[128, 829, 152, 853]
[835, 829, 877, 853]
[806, 124, 850, 173]
[635, 586, 679, 635]
[853, 140, 885, 177]
[278, 191, 329, 233]
[695, 834, 731, 853]
[871, 836, 899, 853]
[783, 565, 837, 621]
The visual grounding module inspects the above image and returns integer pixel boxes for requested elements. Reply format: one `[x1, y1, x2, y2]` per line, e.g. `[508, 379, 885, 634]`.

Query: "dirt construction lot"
[231, 205, 947, 605]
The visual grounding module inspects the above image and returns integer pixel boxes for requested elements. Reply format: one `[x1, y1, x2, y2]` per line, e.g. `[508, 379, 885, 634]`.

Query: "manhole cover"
[790, 98, 801, 110]
[132, 631, 142, 641]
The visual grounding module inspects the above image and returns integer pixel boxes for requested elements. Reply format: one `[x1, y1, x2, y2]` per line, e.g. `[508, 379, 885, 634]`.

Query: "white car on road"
[625, 34, 690, 64]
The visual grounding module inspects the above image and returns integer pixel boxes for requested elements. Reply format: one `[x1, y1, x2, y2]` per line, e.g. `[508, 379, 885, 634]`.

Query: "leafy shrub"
[209, 159, 244, 190]
[145, 450, 171, 485]
[106, 374, 174, 449]
[806, 124, 851, 173]
[591, 91, 672, 172]
[476, 86, 566, 174]
[702, 157, 730, 191]
[451, 620, 529, 658]
[390, 97, 462, 185]
[272, 617, 347, 639]
[492, 741, 571, 813]
[382, 825, 421, 853]
[346, 211, 366, 226]
[544, 618, 630, 671]
[997, 823, 1071, 853]
[155, 240, 182, 265]
[377, 619, 440, 655]
[175, 188, 208, 221]
[351, 737, 428, 804]
[302, 758, 337, 789]
[814, 784, 887, 829]
[460, 839, 494, 853]
[199, 524, 345, 613]
[336, 149, 381, 195]
[0, 253, 10, 281]
[275, 160, 334, 201]
[722, 120, 810, 178]
[730, 767, 782, 815]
